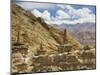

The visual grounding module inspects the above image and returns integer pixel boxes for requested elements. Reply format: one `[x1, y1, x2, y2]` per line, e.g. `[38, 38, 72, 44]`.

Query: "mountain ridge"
[53, 23, 95, 46]
[12, 4, 81, 56]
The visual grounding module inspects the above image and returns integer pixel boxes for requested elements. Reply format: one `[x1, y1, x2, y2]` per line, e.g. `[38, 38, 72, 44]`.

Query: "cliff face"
[11, 4, 81, 55]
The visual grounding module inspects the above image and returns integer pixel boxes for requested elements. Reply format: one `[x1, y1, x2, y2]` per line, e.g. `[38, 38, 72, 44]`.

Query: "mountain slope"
[55, 23, 96, 46]
[11, 4, 81, 55]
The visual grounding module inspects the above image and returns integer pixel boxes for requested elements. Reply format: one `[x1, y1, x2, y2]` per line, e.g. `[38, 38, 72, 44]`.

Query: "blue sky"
[16, 1, 96, 25]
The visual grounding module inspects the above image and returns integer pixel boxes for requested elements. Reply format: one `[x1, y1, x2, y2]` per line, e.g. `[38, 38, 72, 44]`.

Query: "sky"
[16, 1, 96, 25]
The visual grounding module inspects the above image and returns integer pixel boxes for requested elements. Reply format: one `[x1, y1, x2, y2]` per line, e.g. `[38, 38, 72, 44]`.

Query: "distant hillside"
[54, 23, 96, 46]
[11, 4, 81, 56]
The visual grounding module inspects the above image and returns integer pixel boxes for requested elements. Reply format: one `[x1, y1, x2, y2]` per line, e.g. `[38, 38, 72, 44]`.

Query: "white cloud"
[32, 9, 41, 17]
[72, 7, 95, 24]
[15, 0, 97, 25]
[17, 1, 95, 25]
[41, 11, 51, 20]
[56, 4, 95, 24]
[23, 3, 96, 25]
[32, 7, 95, 25]
[57, 4, 66, 9]
[65, 5, 74, 10]
[32, 9, 51, 21]
[32, 9, 72, 25]
[56, 10, 70, 19]
[74, 8, 92, 18]
[74, 15, 95, 24]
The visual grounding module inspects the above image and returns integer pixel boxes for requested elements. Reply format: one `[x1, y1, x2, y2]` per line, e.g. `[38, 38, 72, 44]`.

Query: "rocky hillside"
[54, 23, 96, 46]
[11, 4, 81, 56]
